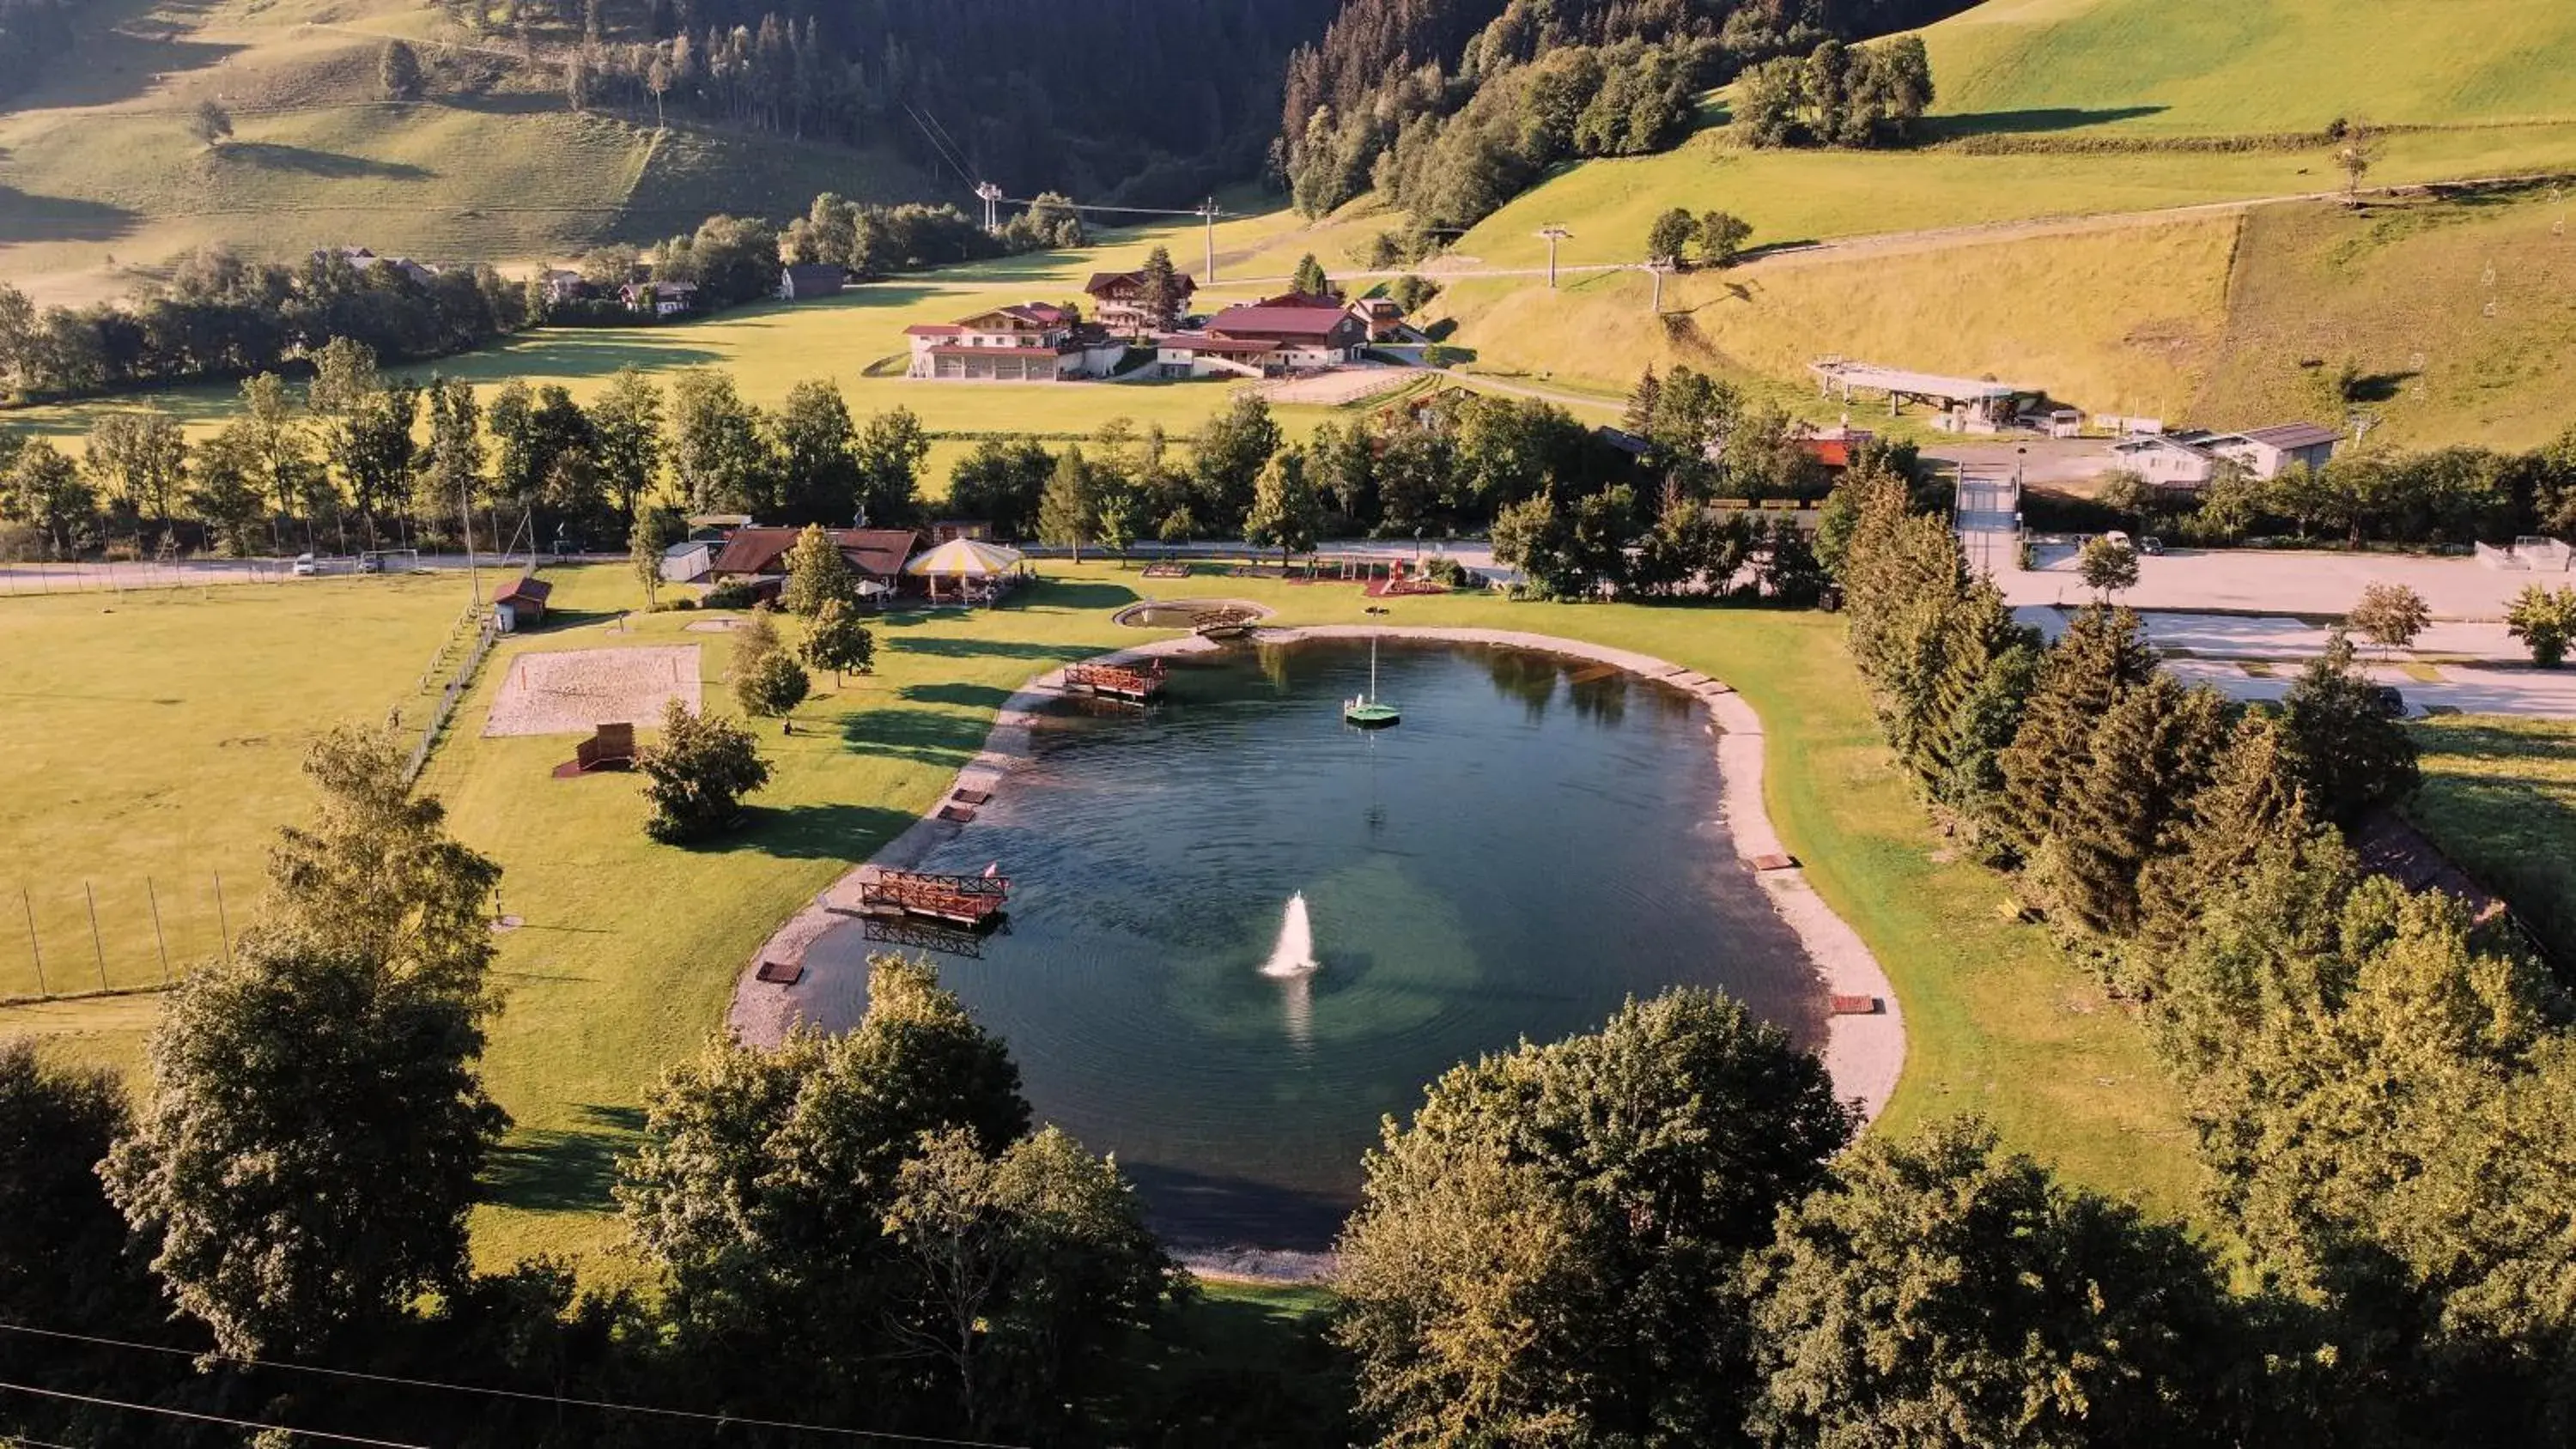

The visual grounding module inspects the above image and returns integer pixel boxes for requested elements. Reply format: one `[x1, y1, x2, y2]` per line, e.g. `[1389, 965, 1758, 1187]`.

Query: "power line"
[0, 1320, 1031, 1447]
[0, 1379, 426, 1447]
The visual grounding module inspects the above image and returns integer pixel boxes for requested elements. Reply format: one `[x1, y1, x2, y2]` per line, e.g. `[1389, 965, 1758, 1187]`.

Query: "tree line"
[1825, 460, 2576, 1441]
[0, 349, 945, 560]
[1281, 0, 1964, 227]
[2085, 426, 2576, 549]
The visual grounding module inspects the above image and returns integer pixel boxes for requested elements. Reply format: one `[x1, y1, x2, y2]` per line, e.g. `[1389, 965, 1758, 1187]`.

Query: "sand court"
[483, 646, 703, 737]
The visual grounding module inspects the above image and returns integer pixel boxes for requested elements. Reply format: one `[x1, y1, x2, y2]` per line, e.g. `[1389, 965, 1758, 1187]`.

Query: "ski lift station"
[1808, 358, 2046, 433]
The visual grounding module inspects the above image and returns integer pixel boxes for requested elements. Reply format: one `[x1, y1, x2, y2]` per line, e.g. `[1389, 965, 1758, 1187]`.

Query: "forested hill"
[1279, 0, 1971, 224]
[641, 0, 1340, 203]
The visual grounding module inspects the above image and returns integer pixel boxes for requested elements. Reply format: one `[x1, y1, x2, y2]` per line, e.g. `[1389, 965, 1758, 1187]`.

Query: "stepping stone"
[939, 803, 978, 823]
[1750, 852, 1799, 872]
[1830, 993, 1880, 1016]
[756, 960, 804, 985]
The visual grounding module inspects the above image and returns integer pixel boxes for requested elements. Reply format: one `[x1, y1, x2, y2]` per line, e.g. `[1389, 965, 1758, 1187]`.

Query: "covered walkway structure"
[1809, 358, 2042, 429]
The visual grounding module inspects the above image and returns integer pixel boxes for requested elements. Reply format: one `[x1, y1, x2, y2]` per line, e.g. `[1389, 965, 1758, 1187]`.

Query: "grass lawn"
[2, 564, 2207, 1272]
[2409, 713, 2576, 964]
[0, 574, 476, 1002]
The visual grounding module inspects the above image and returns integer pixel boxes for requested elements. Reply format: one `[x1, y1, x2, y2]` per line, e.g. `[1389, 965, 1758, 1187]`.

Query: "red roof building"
[710, 528, 921, 585]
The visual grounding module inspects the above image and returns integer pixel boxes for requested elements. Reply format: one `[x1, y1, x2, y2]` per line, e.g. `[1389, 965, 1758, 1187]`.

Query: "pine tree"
[380, 39, 424, 101]
[2042, 675, 2227, 939]
[1994, 605, 2158, 853]
[1621, 367, 1661, 435]
[2135, 712, 2312, 976]
[1136, 246, 1186, 330]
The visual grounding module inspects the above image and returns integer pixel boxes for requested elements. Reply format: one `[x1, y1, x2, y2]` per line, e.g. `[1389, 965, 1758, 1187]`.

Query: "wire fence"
[0, 559, 300, 597]
[401, 606, 502, 784]
[2, 874, 240, 1004]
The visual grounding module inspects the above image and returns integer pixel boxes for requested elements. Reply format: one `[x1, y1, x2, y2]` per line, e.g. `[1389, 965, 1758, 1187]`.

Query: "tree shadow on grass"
[216, 142, 434, 180]
[693, 800, 923, 859]
[1923, 105, 2167, 139]
[1024, 579, 1143, 610]
[0, 185, 137, 245]
[482, 1104, 645, 1214]
[835, 706, 992, 769]
[896, 682, 1015, 710]
[885, 635, 1103, 663]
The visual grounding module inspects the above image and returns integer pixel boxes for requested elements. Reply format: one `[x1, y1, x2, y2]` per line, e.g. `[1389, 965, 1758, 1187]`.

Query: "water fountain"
[1261, 891, 1321, 978]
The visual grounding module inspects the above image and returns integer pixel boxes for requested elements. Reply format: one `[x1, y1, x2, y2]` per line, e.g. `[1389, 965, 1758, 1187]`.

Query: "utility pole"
[1537, 225, 1571, 288]
[975, 181, 1004, 235]
[1201, 197, 1218, 284]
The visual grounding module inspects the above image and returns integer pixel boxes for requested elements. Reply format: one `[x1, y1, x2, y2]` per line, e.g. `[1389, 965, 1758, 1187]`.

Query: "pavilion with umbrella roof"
[904, 537, 1030, 603]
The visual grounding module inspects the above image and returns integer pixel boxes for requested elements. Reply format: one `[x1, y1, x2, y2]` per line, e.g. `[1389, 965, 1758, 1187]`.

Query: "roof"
[1157, 332, 1276, 355]
[904, 324, 965, 338]
[781, 263, 844, 288]
[1255, 291, 1343, 309]
[494, 575, 552, 607]
[1084, 269, 1195, 296]
[2227, 422, 2343, 451]
[1799, 439, 1854, 468]
[1206, 303, 1357, 344]
[710, 527, 921, 579]
[957, 302, 1072, 329]
[1807, 359, 2034, 403]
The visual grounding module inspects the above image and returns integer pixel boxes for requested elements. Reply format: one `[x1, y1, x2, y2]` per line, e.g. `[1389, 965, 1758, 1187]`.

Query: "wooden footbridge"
[856, 869, 1012, 931]
[1190, 606, 1262, 640]
[1064, 659, 1166, 701]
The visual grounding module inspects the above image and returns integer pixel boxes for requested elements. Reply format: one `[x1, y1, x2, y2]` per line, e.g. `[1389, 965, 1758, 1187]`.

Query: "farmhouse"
[1152, 299, 1367, 379]
[776, 264, 846, 300]
[1084, 267, 1195, 336]
[538, 269, 591, 306]
[1354, 296, 1407, 343]
[2109, 421, 2343, 488]
[904, 303, 1127, 381]
[622, 281, 698, 317]
[710, 526, 922, 597]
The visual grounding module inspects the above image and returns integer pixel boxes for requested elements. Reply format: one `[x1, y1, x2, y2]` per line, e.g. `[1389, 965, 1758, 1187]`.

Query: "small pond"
[799, 639, 1822, 1258]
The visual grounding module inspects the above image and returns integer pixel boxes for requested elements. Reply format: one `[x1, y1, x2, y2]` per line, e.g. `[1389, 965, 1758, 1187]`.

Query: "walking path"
[729, 626, 1906, 1129]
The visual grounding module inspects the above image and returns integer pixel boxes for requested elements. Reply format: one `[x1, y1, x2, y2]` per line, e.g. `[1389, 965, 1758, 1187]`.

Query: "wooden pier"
[857, 869, 1012, 930]
[1064, 659, 1166, 701]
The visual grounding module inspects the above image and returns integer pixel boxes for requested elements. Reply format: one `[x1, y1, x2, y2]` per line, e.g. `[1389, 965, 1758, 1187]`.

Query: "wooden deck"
[856, 869, 1012, 930]
[1064, 660, 1165, 701]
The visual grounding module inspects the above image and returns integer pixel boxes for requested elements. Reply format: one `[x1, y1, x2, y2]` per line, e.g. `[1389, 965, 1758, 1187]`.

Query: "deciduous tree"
[635, 699, 769, 841]
[778, 522, 856, 615]
[1334, 989, 1856, 1444]
[2279, 630, 2418, 822]
[801, 597, 874, 682]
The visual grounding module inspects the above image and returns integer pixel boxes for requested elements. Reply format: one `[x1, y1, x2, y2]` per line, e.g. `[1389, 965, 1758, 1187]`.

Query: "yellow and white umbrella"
[904, 537, 1027, 600]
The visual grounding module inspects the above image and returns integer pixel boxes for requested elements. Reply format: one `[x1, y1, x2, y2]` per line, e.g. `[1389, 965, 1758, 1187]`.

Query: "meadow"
[2409, 714, 2576, 966]
[3, 563, 2206, 1271]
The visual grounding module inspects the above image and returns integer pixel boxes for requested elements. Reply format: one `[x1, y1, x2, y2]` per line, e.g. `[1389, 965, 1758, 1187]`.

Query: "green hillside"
[1413, 0, 2576, 448]
[0, 0, 932, 306]
[1926, 0, 2576, 132]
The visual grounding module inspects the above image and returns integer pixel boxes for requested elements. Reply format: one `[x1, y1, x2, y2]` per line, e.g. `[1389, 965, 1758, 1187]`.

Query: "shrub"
[636, 700, 769, 842]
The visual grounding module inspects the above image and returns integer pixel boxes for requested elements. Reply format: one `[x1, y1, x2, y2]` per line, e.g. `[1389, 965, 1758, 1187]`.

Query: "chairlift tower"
[1537, 225, 1571, 289]
[1201, 197, 1220, 283]
[975, 181, 1005, 235]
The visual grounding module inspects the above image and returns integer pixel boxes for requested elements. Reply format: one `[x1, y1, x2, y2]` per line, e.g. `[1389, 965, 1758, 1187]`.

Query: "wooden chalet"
[709, 527, 921, 595]
[1084, 267, 1197, 336]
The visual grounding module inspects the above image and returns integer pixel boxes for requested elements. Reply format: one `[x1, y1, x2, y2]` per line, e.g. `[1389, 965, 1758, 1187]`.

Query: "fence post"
[21, 888, 46, 997]
[213, 872, 232, 964]
[84, 881, 108, 991]
[147, 876, 171, 985]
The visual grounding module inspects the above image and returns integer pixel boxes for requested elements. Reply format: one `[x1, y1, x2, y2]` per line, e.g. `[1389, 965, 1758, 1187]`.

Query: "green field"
[3, 567, 2205, 1269]
[2410, 715, 2576, 965]
[0, 577, 475, 1003]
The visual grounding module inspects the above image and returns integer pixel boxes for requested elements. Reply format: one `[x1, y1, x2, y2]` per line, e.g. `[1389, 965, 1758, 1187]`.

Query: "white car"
[291, 553, 321, 577]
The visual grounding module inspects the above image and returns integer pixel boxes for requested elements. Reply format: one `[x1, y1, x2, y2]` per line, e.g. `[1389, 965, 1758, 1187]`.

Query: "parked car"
[2370, 685, 2407, 718]
[2139, 536, 2166, 555]
[291, 553, 321, 577]
[357, 552, 386, 574]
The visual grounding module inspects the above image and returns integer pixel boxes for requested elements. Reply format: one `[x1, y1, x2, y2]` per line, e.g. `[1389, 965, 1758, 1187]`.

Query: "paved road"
[2005, 544, 2556, 620]
[2019, 605, 2576, 718]
[0, 552, 593, 596]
